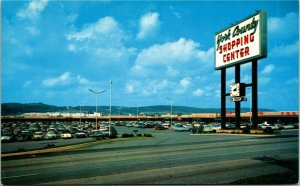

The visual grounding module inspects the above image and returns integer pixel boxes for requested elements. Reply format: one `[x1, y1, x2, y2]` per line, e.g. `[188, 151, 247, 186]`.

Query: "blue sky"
[2, 0, 299, 111]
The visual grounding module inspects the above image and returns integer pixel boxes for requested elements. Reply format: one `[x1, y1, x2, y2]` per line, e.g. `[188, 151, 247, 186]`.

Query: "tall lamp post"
[109, 80, 112, 136]
[166, 97, 173, 126]
[88, 89, 106, 130]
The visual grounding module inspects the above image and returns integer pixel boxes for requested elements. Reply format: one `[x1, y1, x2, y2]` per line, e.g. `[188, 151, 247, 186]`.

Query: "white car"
[33, 131, 44, 140]
[283, 125, 294, 129]
[258, 123, 270, 129]
[45, 131, 58, 140]
[61, 132, 72, 139]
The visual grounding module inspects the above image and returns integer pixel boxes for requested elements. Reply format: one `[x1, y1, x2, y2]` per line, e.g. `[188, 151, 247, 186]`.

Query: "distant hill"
[1, 103, 276, 116]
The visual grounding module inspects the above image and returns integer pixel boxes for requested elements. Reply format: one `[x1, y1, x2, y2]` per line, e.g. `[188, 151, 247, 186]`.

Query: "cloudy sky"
[2, 0, 299, 111]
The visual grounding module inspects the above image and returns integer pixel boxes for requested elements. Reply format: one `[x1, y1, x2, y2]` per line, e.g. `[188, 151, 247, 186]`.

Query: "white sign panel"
[215, 11, 267, 70]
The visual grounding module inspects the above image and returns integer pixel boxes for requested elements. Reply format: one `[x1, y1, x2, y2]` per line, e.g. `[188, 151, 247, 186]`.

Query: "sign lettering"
[215, 11, 267, 70]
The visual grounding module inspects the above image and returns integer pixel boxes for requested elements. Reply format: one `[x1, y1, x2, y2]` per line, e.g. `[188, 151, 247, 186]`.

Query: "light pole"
[88, 89, 106, 130]
[166, 97, 173, 126]
[109, 80, 112, 136]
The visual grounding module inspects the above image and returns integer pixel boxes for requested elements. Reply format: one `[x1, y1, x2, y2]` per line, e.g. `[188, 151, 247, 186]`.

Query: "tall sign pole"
[252, 60, 258, 129]
[221, 68, 226, 129]
[235, 64, 241, 129]
[214, 11, 267, 129]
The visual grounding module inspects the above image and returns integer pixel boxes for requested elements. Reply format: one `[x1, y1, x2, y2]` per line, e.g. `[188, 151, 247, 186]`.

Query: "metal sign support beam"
[252, 60, 258, 129]
[235, 64, 241, 129]
[221, 68, 226, 129]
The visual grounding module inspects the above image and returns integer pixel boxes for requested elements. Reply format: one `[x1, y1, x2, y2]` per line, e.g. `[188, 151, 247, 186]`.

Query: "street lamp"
[88, 89, 106, 130]
[109, 80, 112, 136]
[166, 97, 173, 126]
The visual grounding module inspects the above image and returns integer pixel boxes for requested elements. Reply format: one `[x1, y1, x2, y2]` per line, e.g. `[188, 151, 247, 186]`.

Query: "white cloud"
[286, 77, 298, 85]
[174, 77, 192, 94]
[241, 75, 251, 83]
[268, 12, 297, 33]
[17, 0, 48, 20]
[66, 16, 120, 41]
[167, 66, 179, 77]
[42, 72, 94, 88]
[126, 84, 134, 93]
[125, 81, 142, 94]
[169, 6, 181, 19]
[268, 12, 298, 41]
[25, 26, 40, 36]
[126, 79, 170, 96]
[258, 77, 270, 85]
[192, 88, 203, 96]
[66, 16, 135, 66]
[180, 77, 192, 88]
[142, 79, 170, 96]
[261, 64, 275, 74]
[137, 12, 160, 40]
[67, 44, 76, 52]
[270, 41, 298, 57]
[134, 38, 212, 68]
[76, 75, 91, 85]
[42, 72, 71, 87]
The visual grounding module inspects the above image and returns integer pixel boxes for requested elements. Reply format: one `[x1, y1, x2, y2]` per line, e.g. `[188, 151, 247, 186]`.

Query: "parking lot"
[1, 120, 299, 154]
[2, 126, 298, 185]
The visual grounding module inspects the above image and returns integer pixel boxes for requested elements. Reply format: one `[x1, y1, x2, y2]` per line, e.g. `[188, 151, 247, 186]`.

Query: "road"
[1, 138, 96, 153]
[1, 127, 298, 185]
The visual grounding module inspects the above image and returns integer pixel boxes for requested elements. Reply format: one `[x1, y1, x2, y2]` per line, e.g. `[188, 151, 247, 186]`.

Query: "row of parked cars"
[258, 123, 299, 130]
[172, 122, 299, 133]
[119, 120, 204, 132]
[1, 121, 118, 143]
[119, 121, 171, 130]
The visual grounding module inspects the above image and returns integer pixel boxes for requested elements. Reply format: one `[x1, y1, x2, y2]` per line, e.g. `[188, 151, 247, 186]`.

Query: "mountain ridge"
[1, 102, 276, 116]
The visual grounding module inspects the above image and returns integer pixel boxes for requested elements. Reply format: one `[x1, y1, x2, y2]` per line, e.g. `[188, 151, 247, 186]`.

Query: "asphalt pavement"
[1, 127, 298, 185]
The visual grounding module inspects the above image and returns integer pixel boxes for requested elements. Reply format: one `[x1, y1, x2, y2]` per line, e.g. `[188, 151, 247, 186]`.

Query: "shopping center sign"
[215, 11, 267, 70]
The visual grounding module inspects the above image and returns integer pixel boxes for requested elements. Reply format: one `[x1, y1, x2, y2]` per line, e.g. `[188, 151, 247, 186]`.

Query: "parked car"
[125, 123, 134, 127]
[183, 124, 193, 131]
[61, 132, 73, 139]
[18, 130, 33, 141]
[202, 124, 221, 132]
[191, 125, 204, 133]
[258, 123, 270, 129]
[1, 131, 15, 143]
[154, 124, 166, 130]
[75, 131, 87, 138]
[136, 123, 146, 128]
[172, 124, 187, 132]
[33, 131, 44, 140]
[89, 130, 103, 137]
[45, 131, 58, 140]
[283, 124, 295, 129]
[162, 123, 170, 129]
